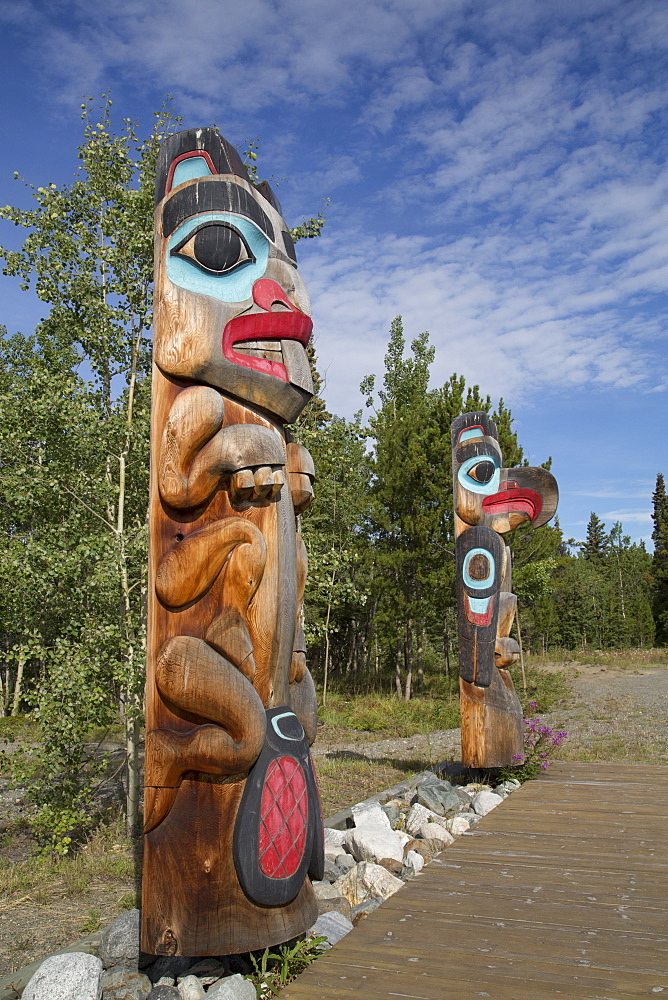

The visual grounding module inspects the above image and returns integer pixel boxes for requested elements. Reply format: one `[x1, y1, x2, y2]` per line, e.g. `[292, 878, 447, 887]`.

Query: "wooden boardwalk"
[283, 762, 668, 1000]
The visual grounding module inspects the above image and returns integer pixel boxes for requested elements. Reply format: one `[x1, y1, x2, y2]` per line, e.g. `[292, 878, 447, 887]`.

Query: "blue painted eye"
[458, 454, 500, 495]
[166, 212, 270, 303]
[468, 460, 495, 484]
[171, 222, 255, 276]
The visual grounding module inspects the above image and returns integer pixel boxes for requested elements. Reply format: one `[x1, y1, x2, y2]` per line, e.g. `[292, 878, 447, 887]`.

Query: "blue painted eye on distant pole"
[457, 454, 500, 495]
[166, 212, 270, 303]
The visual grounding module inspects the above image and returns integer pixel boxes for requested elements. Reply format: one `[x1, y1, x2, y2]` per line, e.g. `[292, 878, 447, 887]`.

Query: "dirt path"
[314, 664, 668, 766]
[1, 663, 666, 978]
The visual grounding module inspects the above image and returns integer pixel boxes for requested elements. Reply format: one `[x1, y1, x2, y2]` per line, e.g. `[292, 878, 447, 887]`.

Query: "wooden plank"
[282, 763, 668, 1000]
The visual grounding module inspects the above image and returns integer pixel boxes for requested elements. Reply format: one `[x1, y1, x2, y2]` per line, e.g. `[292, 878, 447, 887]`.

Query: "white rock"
[497, 779, 521, 794]
[351, 801, 391, 829]
[206, 974, 256, 1000]
[345, 825, 404, 864]
[419, 822, 455, 847]
[311, 911, 354, 948]
[404, 850, 425, 873]
[395, 830, 412, 846]
[446, 815, 472, 836]
[178, 975, 205, 1000]
[404, 803, 441, 837]
[324, 827, 348, 848]
[334, 861, 404, 906]
[23, 953, 103, 1000]
[472, 790, 504, 816]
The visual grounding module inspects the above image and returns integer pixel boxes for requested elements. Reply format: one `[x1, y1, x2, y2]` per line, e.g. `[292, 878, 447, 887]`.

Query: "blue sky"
[0, 0, 666, 547]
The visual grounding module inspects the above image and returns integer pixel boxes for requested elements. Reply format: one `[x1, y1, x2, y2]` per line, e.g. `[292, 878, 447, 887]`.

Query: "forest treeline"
[0, 102, 665, 843]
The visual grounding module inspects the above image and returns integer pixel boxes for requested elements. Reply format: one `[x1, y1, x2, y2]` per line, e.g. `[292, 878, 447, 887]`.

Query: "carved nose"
[252, 278, 297, 313]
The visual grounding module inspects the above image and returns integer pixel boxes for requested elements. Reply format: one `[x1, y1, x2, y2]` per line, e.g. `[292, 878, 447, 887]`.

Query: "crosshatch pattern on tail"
[259, 755, 308, 877]
[233, 707, 324, 907]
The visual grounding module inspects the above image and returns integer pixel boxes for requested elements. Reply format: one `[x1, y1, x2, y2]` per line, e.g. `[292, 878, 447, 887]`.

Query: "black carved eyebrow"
[455, 438, 503, 466]
[162, 180, 274, 239]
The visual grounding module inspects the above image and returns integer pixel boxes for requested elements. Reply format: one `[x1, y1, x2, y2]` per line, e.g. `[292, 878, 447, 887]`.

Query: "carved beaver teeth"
[234, 339, 284, 362]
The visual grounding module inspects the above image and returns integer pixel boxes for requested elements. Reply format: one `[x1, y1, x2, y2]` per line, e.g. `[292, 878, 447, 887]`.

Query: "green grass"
[508, 663, 573, 714]
[0, 715, 41, 742]
[526, 647, 668, 669]
[316, 754, 431, 817]
[319, 690, 460, 737]
[0, 813, 136, 902]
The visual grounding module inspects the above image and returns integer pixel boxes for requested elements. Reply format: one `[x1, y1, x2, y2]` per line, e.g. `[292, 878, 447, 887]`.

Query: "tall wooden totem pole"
[451, 412, 558, 768]
[142, 128, 324, 956]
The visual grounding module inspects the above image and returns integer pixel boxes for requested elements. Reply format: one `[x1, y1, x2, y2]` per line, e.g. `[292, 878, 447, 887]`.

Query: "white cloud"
[601, 510, 653, 523]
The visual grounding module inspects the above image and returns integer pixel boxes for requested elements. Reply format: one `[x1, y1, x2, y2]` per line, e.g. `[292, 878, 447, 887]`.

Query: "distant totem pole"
[451, 413, 558, 768]
[142, 128, 323, 956]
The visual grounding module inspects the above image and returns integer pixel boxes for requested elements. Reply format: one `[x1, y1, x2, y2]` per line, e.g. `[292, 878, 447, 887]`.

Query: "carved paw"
[230, 465, 285, 503]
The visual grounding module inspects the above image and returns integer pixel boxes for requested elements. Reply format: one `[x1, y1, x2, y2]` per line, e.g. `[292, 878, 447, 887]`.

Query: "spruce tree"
[651, 473, 668, 644]
[582, 512, 609, 561]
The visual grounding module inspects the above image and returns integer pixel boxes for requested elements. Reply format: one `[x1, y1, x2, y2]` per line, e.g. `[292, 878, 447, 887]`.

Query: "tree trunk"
[416, 624, 424, 693]
[395, 640, 402, 697]
[11, 650, 26, 716]
[404, 618, 413, 702]
[443, 617, 451, 677]
[322, 568, 336, 708]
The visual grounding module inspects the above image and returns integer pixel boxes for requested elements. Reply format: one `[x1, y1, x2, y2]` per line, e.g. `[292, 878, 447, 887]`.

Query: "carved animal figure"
[451, 412, 558, 767]
[142, 128, 323, 957]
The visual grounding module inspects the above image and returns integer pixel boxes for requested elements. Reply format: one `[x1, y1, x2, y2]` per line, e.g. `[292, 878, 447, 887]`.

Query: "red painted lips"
[222, 278, 312, 381]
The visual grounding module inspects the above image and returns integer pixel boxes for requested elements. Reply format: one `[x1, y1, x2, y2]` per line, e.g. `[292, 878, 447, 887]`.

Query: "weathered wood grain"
[452, 411, 558, 767]
[143, 127, 322, 956]
[281, 763, 668, 1000]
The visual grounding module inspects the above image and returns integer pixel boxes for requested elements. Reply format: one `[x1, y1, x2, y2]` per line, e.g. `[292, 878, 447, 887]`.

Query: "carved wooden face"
[451, 412, 558, 534]
[153, 128, 314, 423]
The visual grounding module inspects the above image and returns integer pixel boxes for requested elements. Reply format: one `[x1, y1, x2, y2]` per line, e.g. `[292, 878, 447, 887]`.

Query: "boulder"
[404, 850, 425, 874]
[472, 790, 504, 816]
[351, 897, 383, 925]
[335, 853, 356, 871]
[376, 857, 404, 876]
[99, 910, 141, 970]
[382, 804, 401, 827]
[317, 894, 352, 919]
[413, 785, 447, 815]
[345, 824, 404, 864]
[402, 839, 435, 862]
[498, 778, 521, 794]
[101, 966, 152, 1000]
[324, 827, 348, 849]
[312, 879, 342, 900]
[322, 857, 346, 881]
[176, 976, 205, 1000]
[145, 958, 195, 986]
[23, 953, 103, 1000]
[404, 803, 441, 837]
[205, 976, 256, 1000]
[419, 822, 455, 850]
[351, 801, 391, 829]
[311, 911, 354, 948]
[334, 861, 404, 906]
[446, 815, 473, 836]
[146, 989, 180, 1000]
